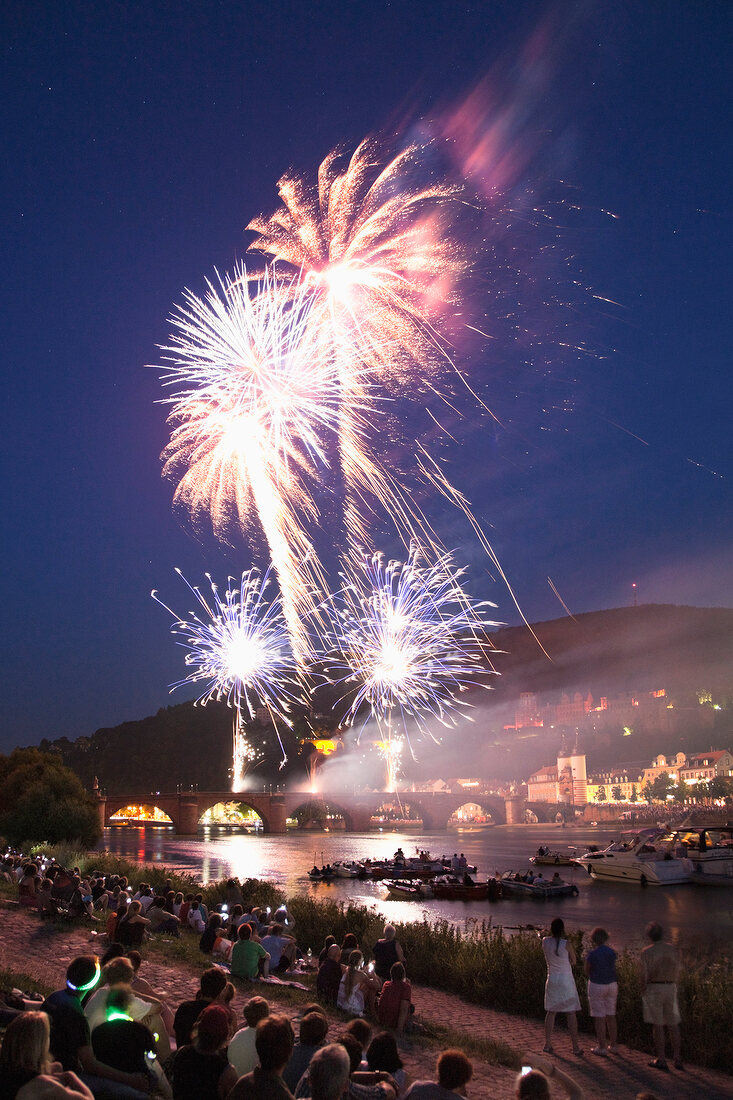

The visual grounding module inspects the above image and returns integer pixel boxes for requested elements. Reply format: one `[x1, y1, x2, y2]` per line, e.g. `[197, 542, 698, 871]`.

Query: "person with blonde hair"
[337, 951, 379, 1018]
[0, 1011, 93, 1099]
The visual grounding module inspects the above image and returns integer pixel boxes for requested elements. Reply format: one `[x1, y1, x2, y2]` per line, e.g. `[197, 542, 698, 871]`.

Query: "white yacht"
[575, 828, 693, 886]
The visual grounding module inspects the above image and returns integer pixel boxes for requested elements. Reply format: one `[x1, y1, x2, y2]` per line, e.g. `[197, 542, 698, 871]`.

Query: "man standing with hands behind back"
[640, 921, 682, 1071]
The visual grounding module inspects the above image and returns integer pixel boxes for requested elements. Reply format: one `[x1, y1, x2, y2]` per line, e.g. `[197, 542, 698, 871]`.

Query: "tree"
[0, 749, 100, 848]
[641, 782, 654, 804]
[630, 783, 638, 803]
[595, 786, 607, 802]
[672, 779, 690, 803]
[705, 776, 733, 801]
[611, 785, 623, 802]
[650, 771, 674, 802]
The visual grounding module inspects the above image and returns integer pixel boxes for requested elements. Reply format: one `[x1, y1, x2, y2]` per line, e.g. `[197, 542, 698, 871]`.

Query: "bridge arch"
[107, 803, 174, 825]
[284, 796, 356, 832]
[194, 793, 274, 833]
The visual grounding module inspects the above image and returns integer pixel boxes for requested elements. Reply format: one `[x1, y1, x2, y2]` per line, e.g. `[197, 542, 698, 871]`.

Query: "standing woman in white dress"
[542, 917, 583, 1056]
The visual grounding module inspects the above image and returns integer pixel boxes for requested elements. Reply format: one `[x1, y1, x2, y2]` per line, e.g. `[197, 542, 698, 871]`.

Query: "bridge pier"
[266, 795, 288, 834]
[504, 795, 526, 825]
[177, 797, 202, 834]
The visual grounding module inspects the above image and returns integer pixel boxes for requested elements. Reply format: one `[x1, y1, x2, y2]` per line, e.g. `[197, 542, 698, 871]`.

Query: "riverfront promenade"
[0, 906, 729, 1099]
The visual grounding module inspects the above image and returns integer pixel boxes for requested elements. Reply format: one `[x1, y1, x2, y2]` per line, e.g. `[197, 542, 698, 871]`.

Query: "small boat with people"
[431, 875, 489, 900]
[500, 870, 579, 898]
[364, 847, 473, 880]
[384, 878, 433, 899]
[331, 860, 365, 878]
[530, 846, 576, 867]
[308, 864, 336, 880]
[573, 828, 693, 886]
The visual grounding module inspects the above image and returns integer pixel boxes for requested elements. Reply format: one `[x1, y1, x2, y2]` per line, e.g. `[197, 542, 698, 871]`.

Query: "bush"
[0, 750, 100, 848]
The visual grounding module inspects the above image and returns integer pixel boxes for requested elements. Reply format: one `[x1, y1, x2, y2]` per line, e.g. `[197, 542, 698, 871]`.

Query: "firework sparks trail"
[157, 266, 340, 663]
[152, 567, 302, 787]
[324, 544, 499, 787]
[247, 140, 467, 551]
[376, 737, 404, 794]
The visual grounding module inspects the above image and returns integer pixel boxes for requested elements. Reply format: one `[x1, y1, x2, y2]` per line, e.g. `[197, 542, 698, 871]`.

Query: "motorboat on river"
[501, 871, 579, 898]
[384, 878, 433, 899]
[674, 823, 733, 884]
[431, 875, 489, 900]
[530, 846, 576, 867]
[331, 860, 364, 878]
[574, 828, 693, 886]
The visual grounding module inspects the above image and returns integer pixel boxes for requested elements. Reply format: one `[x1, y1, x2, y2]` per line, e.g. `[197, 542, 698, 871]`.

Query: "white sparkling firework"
[157, 265, 341, 663]
[248, 140, 466, 551]
[152, 567, 301, 786]
[325, 544, 498, 785]
[376, 737, 404, 793]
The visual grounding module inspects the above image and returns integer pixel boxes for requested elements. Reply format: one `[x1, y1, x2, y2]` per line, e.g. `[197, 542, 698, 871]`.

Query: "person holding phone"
[337, 951, 380, 1018]
[515, 1054, 582, 1099]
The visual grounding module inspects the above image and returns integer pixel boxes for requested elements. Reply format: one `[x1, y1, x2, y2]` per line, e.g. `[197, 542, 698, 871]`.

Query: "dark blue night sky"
[2, 1, 731, 751]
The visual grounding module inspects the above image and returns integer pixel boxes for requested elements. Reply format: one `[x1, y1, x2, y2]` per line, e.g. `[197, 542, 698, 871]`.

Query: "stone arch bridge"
[96, 789, 526, 834]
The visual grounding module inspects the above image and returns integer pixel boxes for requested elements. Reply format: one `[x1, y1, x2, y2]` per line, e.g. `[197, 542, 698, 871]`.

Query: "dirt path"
[0, 907, 730, 1099]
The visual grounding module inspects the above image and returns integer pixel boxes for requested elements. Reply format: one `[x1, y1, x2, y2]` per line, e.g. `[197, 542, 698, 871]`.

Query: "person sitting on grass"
[376, 964, 412, 1034]
[41, 955, 150, 1097]
[231, 922, 270, 981]
[318, 936, 337, 964]
[317, 945, 344, 1006]
[147, 896, 182, 936]
[228, 1015, 295, 1100]
[366, 1033, 410, 1099]
[337, 952, 379, 1019]
[326, 1033, 396, 1100]
[261, 923, 297, 973]
[18, 862, 39, 908]
[90, 988, 171, 1098]
[0, 1010, 94, 1100]
[84, 956, 172, 1062]
[126, 950, 176, 1040]
[404, 1050, 473, 1100]
[200, 913, 224, 954]
[304, 1044, 351, 1100]
[188, 901, 207, 934]
[283, 1011, 330, 1093]
[171, 1004, 238, 1100]
[173, 967, 231, 1049]
[116, 900, 150, 947]
[371, 927, 405, 985]
[227, 996, 270, 1078]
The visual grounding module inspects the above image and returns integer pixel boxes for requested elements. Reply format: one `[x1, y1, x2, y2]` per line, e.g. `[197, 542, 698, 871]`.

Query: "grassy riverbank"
[10, 847, 733, 1071]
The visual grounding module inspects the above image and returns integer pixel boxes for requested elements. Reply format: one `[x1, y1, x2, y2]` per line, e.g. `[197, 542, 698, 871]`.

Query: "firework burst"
[248, 140, 467, 550]
[152, 567, 302, 787]
[157, 265, 341, 662]
[325, 544, 498, 786]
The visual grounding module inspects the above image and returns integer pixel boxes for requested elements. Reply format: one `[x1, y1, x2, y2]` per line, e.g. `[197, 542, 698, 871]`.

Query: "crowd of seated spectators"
[0, 859, 580, 1099]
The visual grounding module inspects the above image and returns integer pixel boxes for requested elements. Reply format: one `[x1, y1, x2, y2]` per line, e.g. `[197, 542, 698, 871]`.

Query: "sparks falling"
[152, 567, 301, 787]
[157, 266, 339, 663]
[325, 544, 498, 786]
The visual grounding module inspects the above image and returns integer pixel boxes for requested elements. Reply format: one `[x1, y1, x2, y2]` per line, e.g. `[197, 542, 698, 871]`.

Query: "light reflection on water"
[100, 824, 733, 950]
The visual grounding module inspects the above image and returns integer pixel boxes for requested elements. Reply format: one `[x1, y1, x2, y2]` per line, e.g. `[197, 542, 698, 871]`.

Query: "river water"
[100, 823, 733, 951]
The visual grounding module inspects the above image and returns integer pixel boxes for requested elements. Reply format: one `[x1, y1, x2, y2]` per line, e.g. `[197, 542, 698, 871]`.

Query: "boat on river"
[431, 875, 489, 900]
[331, 860, 364, 878]
[500, 871, 579, 898]
[574, 828, 693, 886]
[530, 847, 576, 867]
[384, 879, 433, 899]
[675, 823, 733, 885]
